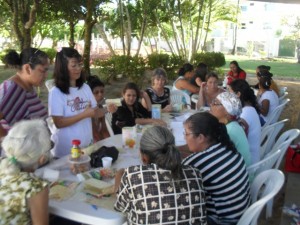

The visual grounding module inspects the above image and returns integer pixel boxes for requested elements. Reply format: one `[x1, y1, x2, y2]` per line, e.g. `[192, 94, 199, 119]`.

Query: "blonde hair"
[0, 119, 51, 175]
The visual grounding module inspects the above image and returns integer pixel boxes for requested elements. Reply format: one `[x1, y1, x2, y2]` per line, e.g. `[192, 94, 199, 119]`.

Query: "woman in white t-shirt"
[49, 48, 103, 157]
[256, 71, 279, 125]
[228, 79, 261, 164]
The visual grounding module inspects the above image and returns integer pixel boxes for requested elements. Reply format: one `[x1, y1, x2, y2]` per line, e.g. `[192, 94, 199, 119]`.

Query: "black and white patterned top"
[114, 164, 207, 225]
[146, 87, 170, 109]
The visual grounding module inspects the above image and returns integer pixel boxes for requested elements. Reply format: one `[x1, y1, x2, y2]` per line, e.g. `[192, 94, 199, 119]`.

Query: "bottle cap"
[72, 139, 81, 145]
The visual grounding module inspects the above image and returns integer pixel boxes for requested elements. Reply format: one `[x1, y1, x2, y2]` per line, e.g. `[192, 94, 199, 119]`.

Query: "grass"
[222, 55, 300, 79]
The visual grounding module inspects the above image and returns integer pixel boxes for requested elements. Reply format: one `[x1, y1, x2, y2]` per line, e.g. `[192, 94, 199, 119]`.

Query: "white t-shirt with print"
[49, 83, 97, 157]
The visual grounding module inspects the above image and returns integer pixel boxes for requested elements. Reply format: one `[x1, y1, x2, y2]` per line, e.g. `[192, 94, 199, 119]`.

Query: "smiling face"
[67, 58, 83, 82]
[152, 76, 166, 89]
[123, 89, 138, 106]
[230, 63, 238, 73]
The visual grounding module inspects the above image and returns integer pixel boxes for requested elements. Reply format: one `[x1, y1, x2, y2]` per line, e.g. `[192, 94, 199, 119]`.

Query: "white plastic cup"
[102, 157, 113, 168]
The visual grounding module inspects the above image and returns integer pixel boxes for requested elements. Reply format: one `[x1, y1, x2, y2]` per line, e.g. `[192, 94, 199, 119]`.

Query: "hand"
[152, 119, 167, 127]
[195, 77, 202, 87]
[162, 104, 172, 113]
[107, 103, 117, 113]
[114, 168, 125, 193]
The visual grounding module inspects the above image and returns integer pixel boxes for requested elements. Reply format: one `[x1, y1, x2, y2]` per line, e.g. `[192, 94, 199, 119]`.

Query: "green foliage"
[147, 53, 170, 69]
[279, 39, 296, 57]
[40, 48, 57, 64]
[192, 52, 226, 70]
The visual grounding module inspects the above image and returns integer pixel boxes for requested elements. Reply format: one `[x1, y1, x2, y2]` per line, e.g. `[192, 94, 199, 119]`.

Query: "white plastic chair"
[105, 112, 114, 137]
[278, 92, 288, 105]
[279, 86, 287, 96]
[262, 98, 290, 128]
[191, 94, 199, 104]
[165, 85, 172, 91]
[260, 119, 288, 159]
[237, 169, 285, 225]
[170, 90, 191, 109]
[45, 79, 55, 92]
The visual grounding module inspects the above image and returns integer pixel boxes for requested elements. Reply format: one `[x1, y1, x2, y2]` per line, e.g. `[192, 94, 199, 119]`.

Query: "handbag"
[90, 146, 119, 168]
[284, 145, 300, 173]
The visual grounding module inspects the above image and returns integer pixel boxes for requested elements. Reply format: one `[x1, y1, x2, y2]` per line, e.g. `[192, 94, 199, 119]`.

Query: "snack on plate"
[100, 168, 116, 179]
[49, 184, 74, 201]
[83, 178, 114, 197]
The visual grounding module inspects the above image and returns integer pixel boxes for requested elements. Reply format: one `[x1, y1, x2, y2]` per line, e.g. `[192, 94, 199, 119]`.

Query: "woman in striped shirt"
[182, 112, 250, 225]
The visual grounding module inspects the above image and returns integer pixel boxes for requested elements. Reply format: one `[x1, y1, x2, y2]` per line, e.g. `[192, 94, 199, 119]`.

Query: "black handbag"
[90, 146, 119, 168]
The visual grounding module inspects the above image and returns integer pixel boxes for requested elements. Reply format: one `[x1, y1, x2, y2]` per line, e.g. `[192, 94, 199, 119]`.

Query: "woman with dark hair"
[225, 60, 246, 86]
[190, 62, 208, 87]
[228, 79, 261, 164]
[115, 126, 207, 224]
[257, 70, 279, 125]
[182, 112, 250, 225]
[172, 63, 201, 95]
[254, 65, 280, 96]
[112, 82, 166, 134]
[49, 47, 101, 157]
[0, 48, 49, 139]
[196, 72, 224, 109]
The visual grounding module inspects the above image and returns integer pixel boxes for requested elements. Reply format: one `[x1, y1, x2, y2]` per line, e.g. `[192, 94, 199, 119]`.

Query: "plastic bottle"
[71, 139, 81, 160]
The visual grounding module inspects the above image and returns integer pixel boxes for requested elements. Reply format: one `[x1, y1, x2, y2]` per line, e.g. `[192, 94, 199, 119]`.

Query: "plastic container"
[151, 104, 161, 119]
[69, 154, 91, 174]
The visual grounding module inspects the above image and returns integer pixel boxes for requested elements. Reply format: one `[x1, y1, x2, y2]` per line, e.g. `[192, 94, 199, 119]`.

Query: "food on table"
[83, 178, 114, 197]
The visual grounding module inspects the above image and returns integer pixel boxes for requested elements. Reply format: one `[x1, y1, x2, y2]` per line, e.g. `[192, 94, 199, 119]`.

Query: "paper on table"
[169, 121, 186, 146]
[173, 112, 193, 122]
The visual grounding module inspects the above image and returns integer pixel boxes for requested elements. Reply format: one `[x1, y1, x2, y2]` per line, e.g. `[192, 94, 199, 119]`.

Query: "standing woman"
[142, 68, 172, 112]
[0, 48, 49, 139]
[226, 60, 246, 85]
[172, 63, 201, 95]
[49, 47, 101, 158]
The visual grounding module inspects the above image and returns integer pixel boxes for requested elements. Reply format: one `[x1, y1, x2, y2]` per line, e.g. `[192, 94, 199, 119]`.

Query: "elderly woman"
[182, 112, 250, 225]
[142, 68, 172, 112]
[0, 119, 51, 225]
[196, 72, 224, 109]
[210, 92, 251, 166]
[114, 126, 207, 224]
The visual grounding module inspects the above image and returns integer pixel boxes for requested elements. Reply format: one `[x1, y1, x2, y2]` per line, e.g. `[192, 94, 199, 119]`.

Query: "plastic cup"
[102, 157, 113, 168]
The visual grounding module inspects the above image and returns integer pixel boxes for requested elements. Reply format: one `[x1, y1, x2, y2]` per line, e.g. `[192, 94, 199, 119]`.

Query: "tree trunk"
[69, 21, 76, 48]
[193, 0, 205, 55]
[177, 0, 187, 59]
[231, 0, 240, 55]
[119, 0, 126, 55]
[203, 0, 212, 52]
[98, 24, 115, 56]
[125, 4, 131, 56]
[135, 16, 147, 57]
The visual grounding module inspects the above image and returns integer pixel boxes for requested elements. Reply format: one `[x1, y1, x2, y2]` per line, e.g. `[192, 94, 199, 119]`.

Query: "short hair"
[87, 75, 105, 91]
[205, 71, 219, 81]
[151, 68, 167, 86]
[194, 63, 208, 82]
[0, 119, 51, 175]
[178, 63, 194, 76]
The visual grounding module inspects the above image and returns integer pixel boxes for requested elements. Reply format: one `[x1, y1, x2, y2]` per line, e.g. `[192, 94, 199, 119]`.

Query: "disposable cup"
[102, 157, 113, 168]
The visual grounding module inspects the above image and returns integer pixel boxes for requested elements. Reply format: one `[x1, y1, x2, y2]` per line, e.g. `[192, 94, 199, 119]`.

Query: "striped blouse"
[0, 80, 47, 127]
[182, 143, 250, 225]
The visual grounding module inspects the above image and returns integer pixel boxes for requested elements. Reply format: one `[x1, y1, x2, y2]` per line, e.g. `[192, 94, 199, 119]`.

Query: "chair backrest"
[279, 86, 287, 96]
[105, 112, 114, 137]
[262, 98, 290, 128]
[170, 90, 191, 109]
[260, 119, 288, 159]
[266, 129, 300, 169]
[237, 169, 284, 225]
[45, 79, 55, 92]
[278, 92, 288, 105]
[247, 149, 281, 181]
[165, 85, 173, 91]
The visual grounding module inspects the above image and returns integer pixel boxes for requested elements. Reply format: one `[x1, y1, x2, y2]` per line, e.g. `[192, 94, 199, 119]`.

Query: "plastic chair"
[279, 86, 287, 96]
[260, 119, 288, 159]
[45, 79, 55, 91]
[191, 94, 199, 104]
[105, 112, 114, 137]
[237, 169, 285, 225]
[262, 98, 290, 128]
[165, 85, 172, 91]
[278, 92, 288, 105]
[170, 90, 191, 109]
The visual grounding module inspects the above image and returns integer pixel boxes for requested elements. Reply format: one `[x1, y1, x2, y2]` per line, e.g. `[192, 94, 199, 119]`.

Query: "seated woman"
[142, 68, 172, 112]
[225, 60, 246, 86]
[196, 72, 224, 109]
[114, 126, 207, 224]
[256, 71, 279, 125]
[182, 112, 250, 225]
[210, 92, 251, 166]
[172, 63, 201, 96]
[112, 82, 166, 134]
[0, 119, 51, 225]
[228, 79, 261, 164]
[190, 62, 208, 87]
[254, 65, 280, 96]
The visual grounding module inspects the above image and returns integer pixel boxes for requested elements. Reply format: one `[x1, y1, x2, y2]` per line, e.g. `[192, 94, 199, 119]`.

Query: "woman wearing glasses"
[0, 48, 49, 140]
[49, 47, 103, 157]
[182, 112, 250, 225]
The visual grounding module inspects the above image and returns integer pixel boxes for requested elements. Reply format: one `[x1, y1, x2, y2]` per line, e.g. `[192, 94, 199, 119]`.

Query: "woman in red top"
[226, 60, 246, 85]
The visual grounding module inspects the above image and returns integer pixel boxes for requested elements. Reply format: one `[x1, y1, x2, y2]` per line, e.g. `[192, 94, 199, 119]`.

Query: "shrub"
[192, 52, 226, 70]
[147, 53, 170, 69]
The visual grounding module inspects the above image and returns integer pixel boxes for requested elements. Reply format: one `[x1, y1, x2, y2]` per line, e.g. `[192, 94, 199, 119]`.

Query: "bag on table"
[90, 146, 119, 168]
[284, 144, 300, 173]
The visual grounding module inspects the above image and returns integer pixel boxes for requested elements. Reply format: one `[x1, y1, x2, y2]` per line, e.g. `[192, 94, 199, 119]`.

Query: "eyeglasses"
[183, 131, 196, 136]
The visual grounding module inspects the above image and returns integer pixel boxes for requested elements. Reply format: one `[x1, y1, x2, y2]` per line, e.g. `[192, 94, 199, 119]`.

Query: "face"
[67, 58, 83, 81]
[186, 70, 195, 79]
[30, 62, 50, 86]
[153, 76, 166, 89]
[210, 98, 227, 120]
[206, 77, 218, 90]
[230, 64, 237, 73]
[123, 89, 137, 106]
[93, 86, 105, 103]
[184, 123, 208, 152]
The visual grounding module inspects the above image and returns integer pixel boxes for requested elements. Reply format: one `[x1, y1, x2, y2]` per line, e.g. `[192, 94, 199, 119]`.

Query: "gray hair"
[151, 68, 167, 86]
[140, 126, 182, 179]
[0, 119, 51, 175]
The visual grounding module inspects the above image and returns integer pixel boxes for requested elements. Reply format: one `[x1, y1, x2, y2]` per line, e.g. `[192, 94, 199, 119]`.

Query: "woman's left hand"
[114, 168, 125, 193]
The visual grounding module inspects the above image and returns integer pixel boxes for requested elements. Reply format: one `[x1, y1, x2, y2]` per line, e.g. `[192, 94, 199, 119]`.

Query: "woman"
[228, 79, 261, 164]
[210, 92, 251, 166]
[257, 70, 279, 125]
[254, 65, 280, 96]
[196, 72, 224, 109]
[172, 63, 201, 95]
[114, 126, 207, 224]
[182, 112, 250, 225]
[190, 62, 208, 87]
[142, 68, 172, 112]
[49, 47, 102, 157]
[112, 82, 166, 134]
[0, 48, 49, 139]
[225, 60, 246, 85]
[0, 119, 51, 225]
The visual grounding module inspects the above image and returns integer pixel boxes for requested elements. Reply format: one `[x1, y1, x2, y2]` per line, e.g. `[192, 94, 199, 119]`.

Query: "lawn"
[223, 55, 300, 79]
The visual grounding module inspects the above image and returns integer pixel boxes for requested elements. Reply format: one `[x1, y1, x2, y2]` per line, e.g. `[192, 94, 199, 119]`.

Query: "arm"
[196, 82, 206, 109]
[260, 99, 270, 116]
[0, 112, 7, 139]
[141, 91, 152, 111]
[175, 79, 200, 94]
[28, 187, 49, 225]
[135, 118, 167, 126]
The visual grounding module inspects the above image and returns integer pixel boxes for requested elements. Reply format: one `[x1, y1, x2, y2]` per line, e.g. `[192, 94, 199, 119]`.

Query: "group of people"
[0, 46, 281, 225]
